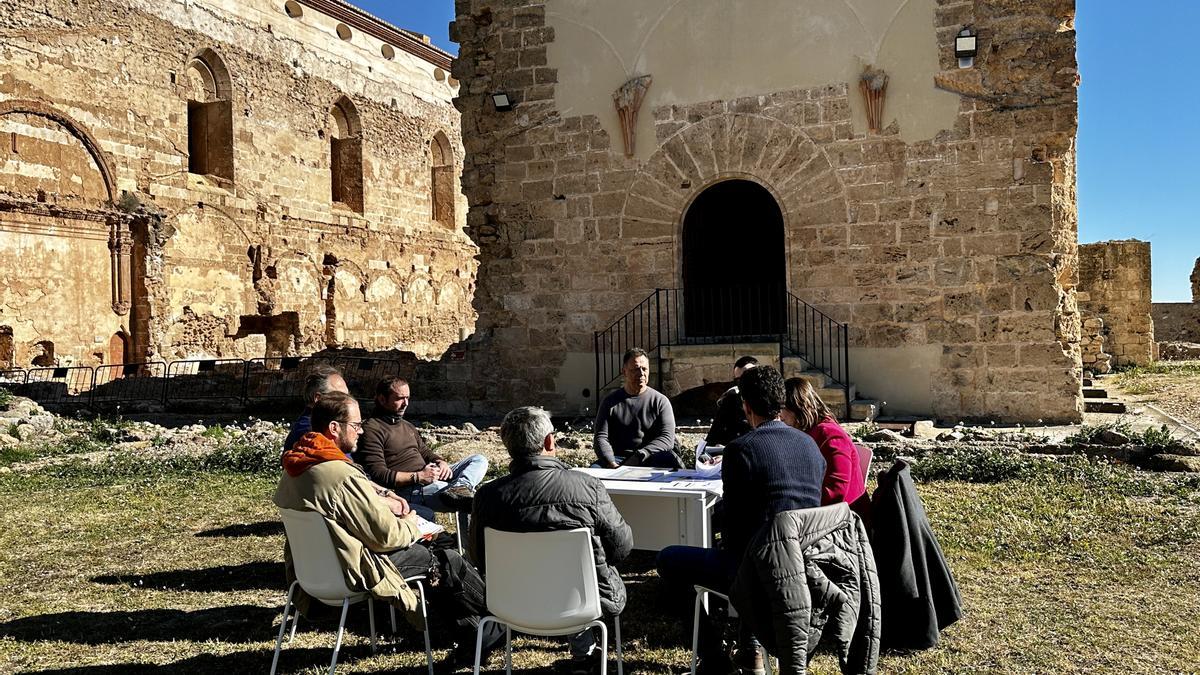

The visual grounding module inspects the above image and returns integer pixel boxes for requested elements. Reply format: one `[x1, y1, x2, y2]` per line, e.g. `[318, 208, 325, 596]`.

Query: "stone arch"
[328, 96, 364, 212]
[435, 276, 467, 311]
[0, 100, 119, 203]
[430, 131, 455, 228]
[185, 48, 235, 181]
[621, 112, 848, 292]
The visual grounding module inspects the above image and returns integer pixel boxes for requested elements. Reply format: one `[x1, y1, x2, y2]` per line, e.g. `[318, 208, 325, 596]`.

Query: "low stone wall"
[1153, 303, 1200, 344]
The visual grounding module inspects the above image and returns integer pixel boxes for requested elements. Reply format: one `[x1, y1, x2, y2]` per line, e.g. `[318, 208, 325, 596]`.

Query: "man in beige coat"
[274, 391, 502, 656]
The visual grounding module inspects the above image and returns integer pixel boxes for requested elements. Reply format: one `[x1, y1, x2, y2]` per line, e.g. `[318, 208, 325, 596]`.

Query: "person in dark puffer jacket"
[469, 406, 633, 674]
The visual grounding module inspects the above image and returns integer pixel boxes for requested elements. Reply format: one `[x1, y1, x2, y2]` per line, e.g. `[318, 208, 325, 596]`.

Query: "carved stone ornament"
[613, 74, 652, 157]
[859, 66, 889, 134]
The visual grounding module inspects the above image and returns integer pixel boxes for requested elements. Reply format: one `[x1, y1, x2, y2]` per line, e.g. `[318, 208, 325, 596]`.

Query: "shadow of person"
[0, 605, 280, 644]
[91, 561, 282, 593]
[194, 521, 284, 538]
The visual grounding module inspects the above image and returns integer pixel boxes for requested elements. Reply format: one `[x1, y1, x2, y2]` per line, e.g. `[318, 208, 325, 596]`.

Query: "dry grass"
[2, 436, 1199, 674]
[1111, 360, 1200, 428]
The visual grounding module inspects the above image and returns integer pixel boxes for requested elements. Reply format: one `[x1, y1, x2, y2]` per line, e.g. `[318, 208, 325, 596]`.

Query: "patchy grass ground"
[1110, 360, 1200, 430]
[1, 440, 1199, 674]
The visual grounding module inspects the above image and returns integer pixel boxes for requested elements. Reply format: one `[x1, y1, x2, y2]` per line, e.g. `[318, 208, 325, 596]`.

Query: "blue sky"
[368, 1, 1197, 302]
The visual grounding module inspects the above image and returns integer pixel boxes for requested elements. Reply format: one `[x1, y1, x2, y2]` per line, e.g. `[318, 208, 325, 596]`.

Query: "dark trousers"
[388, 545, 488, 630]
[656, 545, 760, 659]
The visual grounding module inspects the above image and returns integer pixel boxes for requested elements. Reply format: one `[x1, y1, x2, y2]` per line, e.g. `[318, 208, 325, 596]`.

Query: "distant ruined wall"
[0, 0, 477, 370]
[452, 0, 1083, 422]
[1151, 257, 1200, 345]
[1077, 240, 1154, 367]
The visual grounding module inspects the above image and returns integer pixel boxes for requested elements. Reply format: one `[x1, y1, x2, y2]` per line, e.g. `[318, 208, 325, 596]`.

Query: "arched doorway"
[682, 180, 786, 338]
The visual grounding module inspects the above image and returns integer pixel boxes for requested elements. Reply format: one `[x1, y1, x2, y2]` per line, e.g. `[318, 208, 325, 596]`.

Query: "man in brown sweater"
[357, 377, 488, 519]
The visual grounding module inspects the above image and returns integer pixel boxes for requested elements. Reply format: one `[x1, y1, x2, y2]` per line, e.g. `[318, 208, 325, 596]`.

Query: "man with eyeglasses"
[274, 391, 505, 653]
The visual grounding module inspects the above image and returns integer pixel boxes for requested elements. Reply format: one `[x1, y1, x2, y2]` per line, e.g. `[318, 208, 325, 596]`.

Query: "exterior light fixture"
[492, 92, 513, 111]
[954, 29, 977, 58]
[955, 28, 978, 68]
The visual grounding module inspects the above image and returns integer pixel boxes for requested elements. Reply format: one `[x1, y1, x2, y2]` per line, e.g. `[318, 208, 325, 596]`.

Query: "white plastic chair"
[473, 527, 623, 675]
[690, 586, 773, 675]
[270, 508, 434, 675]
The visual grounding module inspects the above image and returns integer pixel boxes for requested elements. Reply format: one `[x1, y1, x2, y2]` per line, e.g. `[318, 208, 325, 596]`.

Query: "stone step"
[849, 399, 879, 422]
[1082, 387, 1108, 399]
[794, 370, 832, 389]
[1084, 399, 1127, 414]
[817, 384, 856, 407]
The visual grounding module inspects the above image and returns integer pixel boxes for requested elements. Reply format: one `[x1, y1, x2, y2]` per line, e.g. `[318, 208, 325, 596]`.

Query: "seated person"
[702, 356, 758, 453]
[657, 366, 825, 674]
[274, 391, 504, 653]
[781, 377, 869, 521]
[282, 365, 347, 453]
[470, 406, 633, 675]
[357, 377, 488, 517]
[593, 348, 682, 469]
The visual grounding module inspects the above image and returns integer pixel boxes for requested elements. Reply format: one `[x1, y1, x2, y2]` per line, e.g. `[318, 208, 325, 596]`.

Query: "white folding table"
[573, 467, 722, 552]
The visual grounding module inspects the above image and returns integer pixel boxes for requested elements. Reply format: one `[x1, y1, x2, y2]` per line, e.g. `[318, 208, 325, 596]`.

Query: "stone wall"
[1079, 314, 1112, 374]
[1077, 240, 1154, 367]
[1152, 304, 1200, 344]
[0, 0, 477, 369]
[451, 0, 1083, 422]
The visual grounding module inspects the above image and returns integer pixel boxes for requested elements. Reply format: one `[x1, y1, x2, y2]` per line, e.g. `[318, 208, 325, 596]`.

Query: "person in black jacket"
[702, 355, 758, 452]
[870, 459, 963, 650]
[470, 406, 633, 674]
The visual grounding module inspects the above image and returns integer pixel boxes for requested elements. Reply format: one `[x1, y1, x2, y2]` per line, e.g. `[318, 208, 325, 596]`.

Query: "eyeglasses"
[337, 420, 364, 432]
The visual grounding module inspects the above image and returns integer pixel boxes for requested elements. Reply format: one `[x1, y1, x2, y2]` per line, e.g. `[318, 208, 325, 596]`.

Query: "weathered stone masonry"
[450, 0, 1083, 422]
[0, 0, 477, 369]
[1077, 240, 1155, 369]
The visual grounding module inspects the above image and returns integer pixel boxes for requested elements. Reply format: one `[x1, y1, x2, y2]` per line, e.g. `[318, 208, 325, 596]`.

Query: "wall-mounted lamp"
[955, 28, 977, 68]
[491, 92, 513, 112]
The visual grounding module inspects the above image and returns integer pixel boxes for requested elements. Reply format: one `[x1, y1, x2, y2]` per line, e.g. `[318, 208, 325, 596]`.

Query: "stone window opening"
[430, 131, 454, 228]
[336, 23, 352, 41]
[31, 340, 55, 367]
[185, 48, 235, 184]
[283, 0, 302, 18]
[0, 326, 13, 370]
[328, 97, 364, 213]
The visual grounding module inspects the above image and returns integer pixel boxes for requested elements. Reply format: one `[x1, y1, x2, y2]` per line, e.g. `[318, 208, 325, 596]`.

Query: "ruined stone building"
[450, 0, 1084, 422]
[1077, 240, 1155, 372]
[0, 0, 477, 370]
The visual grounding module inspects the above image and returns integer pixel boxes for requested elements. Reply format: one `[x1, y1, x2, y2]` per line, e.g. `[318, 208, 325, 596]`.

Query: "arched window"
[185, 48, 235, 183]
[0, 326, 13, 370]
[328, 96, 364, 213]
[430, 131, 454, 228]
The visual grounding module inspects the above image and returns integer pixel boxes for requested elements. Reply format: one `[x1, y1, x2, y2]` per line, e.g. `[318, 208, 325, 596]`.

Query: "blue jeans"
[406, 454, 489, 513]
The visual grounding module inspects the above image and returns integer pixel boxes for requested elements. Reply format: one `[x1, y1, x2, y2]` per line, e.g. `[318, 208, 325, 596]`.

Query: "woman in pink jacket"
[781, 378, 870, 521]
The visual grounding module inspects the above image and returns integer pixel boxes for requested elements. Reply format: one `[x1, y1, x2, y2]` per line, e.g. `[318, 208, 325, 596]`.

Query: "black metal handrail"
[594, 287, 851, 413]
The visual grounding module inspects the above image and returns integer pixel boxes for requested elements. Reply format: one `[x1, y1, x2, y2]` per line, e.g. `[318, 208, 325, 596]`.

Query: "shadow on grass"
[91, 561, 281, 593]
[195, 521, 284, 538]
[16, 647, 341, 674]
[0, 605, 280, 644]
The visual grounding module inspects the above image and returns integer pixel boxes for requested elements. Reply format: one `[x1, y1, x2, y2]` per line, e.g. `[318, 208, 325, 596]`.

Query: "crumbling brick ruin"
[450, 0, 1084, 422]
[0, 0, 477, 370]
[1077, 240, 1155, 368]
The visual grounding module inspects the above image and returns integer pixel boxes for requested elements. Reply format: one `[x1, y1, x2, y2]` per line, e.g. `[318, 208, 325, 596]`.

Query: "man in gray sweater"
[593, 348, 682, 469]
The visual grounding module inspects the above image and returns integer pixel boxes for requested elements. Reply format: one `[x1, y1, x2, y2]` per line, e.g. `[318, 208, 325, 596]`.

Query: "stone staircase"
[1082, 376, 1127, 414]
[781, 356, 878, 421]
